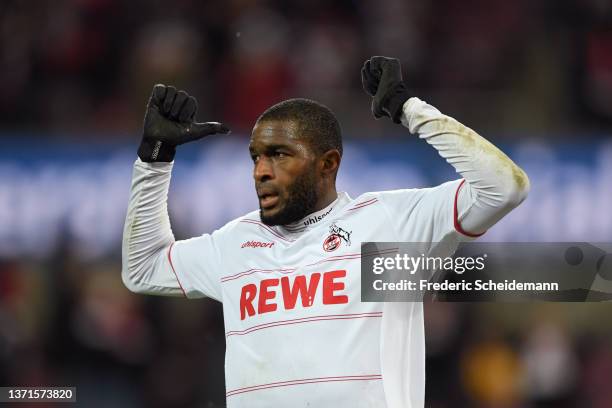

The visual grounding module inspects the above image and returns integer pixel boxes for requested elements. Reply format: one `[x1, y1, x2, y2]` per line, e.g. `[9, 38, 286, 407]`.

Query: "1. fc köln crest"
[323, 222, 352, 252]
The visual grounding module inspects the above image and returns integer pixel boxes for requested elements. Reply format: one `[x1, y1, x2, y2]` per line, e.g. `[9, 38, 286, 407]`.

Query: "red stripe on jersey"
[348, 198, 379, 211]
[220, 248, 398, 283]
[221, 267, 297, 283]
[304, 248, 398, 269]
[350, 197, 377, 206]
[167, 243, 187, 297]
[225, 312, 383, 337]
[226, 374, 383, 397]
[304, 253, 361, 266]
[240, 219, 295, 242]
[454, 180, 486, 238]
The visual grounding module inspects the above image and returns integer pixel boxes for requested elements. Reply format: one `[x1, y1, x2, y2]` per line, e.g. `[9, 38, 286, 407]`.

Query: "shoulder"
[213, 209, 288, 240]
[215, 209, 262, 235]
[214, 209, 295, 246]
[352, 189, 421, 208]
[370, 180, 462, 201]
[341, 192, 385, 212]
[357, 180, 463, 212]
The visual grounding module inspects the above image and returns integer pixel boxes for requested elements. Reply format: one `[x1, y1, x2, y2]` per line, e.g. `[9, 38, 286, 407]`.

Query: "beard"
[260, 170, 319, 226]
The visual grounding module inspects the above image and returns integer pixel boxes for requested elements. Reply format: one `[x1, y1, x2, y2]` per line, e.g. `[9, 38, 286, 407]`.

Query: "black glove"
[138, 84, 230, 162]
[361, 56, 411, 124]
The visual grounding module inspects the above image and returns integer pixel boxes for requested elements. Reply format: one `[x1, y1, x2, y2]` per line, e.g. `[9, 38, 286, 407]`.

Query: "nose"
[254, 157, 274, 182]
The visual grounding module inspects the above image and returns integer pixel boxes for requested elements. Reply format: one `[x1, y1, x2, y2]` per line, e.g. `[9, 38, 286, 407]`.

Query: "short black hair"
[255, 98, 343, 157]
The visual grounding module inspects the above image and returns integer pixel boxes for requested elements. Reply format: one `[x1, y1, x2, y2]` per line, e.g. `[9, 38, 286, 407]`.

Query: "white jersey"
[170, 183, 463, 407]
[122, 97, 530, 408]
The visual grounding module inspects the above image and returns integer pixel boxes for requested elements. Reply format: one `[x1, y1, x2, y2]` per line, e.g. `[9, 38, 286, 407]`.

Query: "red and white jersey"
[122, 97, 529, 408]
[168, 182, 467, 407]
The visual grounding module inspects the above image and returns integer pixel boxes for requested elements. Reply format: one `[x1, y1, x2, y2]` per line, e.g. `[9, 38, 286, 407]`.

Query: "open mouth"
[259, 193, 280, 209]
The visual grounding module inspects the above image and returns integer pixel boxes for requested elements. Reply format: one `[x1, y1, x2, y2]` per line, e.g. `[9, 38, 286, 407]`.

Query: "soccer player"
[122, 56, 529, 407]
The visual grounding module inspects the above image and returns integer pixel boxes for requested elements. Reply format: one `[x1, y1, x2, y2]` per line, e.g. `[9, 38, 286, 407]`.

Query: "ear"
[319, 149, 341, 178]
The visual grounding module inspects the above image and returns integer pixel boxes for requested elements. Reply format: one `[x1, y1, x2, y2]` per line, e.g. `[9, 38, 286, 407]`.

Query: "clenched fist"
[361, 56, 411, 124]
[138, 84, 230, 162]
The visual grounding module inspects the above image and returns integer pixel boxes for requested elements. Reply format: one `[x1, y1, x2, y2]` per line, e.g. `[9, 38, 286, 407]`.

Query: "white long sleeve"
[381, 99, 530, 408]
[401, 97, 530, 235]
[121, 159, 184, 296]
[121, 98, 529, 300]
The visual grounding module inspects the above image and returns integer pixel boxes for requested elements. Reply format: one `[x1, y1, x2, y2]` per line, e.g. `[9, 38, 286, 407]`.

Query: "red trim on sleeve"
[454, 179, 486, 238]
[226, 374, 383, 397]
[167, 243, 188, 297]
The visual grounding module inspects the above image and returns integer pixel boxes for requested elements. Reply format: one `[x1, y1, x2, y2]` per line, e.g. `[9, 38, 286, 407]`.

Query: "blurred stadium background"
[1, 0, 612, 406]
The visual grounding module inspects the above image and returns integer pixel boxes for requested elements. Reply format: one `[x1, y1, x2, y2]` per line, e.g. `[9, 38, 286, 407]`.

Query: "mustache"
[256, 183, 280, 197]
[258, 172, 319, 226]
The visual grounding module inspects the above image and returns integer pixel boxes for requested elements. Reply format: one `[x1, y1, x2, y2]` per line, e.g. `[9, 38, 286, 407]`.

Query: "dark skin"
[249, 119, 341, 226]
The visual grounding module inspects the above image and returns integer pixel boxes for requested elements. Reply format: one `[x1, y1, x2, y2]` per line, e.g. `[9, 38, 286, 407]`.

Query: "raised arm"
[362, 56, 529, 236]
[122, 159, 181, 295]
[122, 85, 229, 296]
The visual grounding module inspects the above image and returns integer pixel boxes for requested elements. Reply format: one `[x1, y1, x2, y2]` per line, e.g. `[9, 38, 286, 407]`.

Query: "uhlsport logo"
[323, 222, 352, 252]
[303, 206, 334, 227]
[241, 240, 275, 249]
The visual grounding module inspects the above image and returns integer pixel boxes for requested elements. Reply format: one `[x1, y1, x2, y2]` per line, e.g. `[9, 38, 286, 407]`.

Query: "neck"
[282, 189, 339, 232]
[313, 189, 338, 213]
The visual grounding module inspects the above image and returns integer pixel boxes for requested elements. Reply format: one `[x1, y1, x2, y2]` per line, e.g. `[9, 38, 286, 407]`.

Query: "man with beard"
[122, 56, 529, 408]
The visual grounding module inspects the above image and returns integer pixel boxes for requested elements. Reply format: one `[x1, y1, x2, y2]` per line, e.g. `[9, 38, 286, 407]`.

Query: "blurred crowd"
[2, 255, 612, 407]
[2, 0, 612, 407]
[1, 0, 612, 139]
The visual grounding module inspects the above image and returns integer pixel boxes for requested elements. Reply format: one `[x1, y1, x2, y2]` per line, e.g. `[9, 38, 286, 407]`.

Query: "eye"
[274, 151, 287, 158]
[250, 154, 259, 163]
